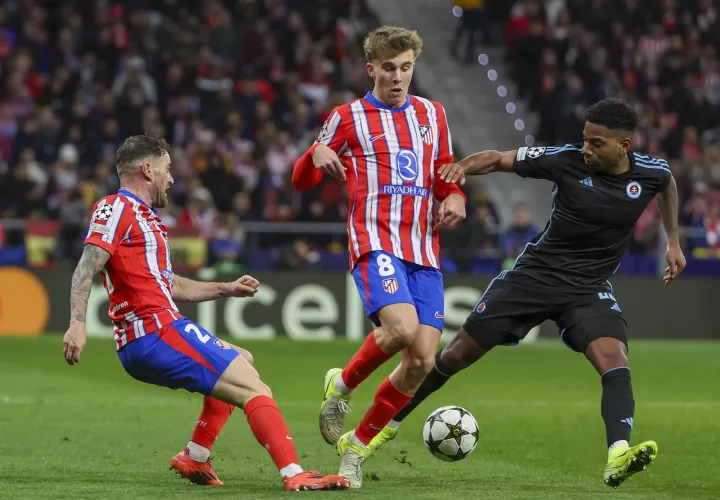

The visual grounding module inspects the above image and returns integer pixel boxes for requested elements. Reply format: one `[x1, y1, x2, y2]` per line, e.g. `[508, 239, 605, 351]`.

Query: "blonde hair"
[363, 26, 423, 62]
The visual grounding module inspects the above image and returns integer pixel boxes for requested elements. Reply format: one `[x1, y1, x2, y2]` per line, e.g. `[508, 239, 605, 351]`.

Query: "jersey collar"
[626, 150, 636, 174]
[363, 91, 411, 113]
[118, 189, 158, 214]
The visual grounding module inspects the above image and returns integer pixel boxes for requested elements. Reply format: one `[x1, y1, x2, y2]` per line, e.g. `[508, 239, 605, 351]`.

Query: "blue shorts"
[118, 317, 239, 396]
[352, 250, 444, 331]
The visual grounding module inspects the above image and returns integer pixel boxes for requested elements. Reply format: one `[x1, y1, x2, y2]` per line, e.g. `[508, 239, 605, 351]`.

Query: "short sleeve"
[513, 145, 576, 181]
[316, 108, 347, 154]
[84, 197, 133, 256]
[434, 103, 453, 165]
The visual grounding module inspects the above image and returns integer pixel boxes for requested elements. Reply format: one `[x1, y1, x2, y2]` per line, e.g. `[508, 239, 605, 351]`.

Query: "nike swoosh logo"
[369, 134, 385, 142]
[369, 424, 382, 430]
[435, 312, 444, 318]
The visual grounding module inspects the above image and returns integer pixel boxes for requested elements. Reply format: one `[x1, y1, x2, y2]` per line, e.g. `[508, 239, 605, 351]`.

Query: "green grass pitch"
[0, 336, 718, 499]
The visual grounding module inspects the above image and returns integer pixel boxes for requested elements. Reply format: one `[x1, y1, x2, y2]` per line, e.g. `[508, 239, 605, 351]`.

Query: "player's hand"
[63, 322, 87, 366]
[226, 275, 260, 297]
[438, 163, 466, 186]
[663, 241, 686, 285]
[434, 193, 466, 230]
[312, 144, 346, 181]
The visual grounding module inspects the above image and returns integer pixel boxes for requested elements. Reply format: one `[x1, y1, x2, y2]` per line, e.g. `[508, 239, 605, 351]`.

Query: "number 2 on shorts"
[185, 323, 210, 343]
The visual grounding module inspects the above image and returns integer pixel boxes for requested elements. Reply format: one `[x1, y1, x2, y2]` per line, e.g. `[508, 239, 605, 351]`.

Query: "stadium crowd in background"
[494, 0, 720, 255]
[0, 0, 717, 271]
[0, 0, 501, 271]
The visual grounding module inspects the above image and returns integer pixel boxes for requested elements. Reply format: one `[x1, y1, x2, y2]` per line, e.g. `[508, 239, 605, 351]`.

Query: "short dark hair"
[585, 98, 638, 132]
[115, 135, 170, 174]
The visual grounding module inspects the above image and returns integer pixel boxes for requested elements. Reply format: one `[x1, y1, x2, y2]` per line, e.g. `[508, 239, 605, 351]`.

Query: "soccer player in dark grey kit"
[364, 98, 686, 488]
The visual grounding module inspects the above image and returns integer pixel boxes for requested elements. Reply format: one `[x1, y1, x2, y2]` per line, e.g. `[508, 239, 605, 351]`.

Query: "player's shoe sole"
[283, 470, 350, 491]
[319, 368, 351, 445]
[604, 440, 658, 488]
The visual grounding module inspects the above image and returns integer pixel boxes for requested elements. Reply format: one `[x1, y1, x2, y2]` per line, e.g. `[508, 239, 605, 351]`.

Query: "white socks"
[280, 463, 304, 478]
[387, 419, 401, 429]
[334, 374, 353, 397]
[189, 440, 304, 479]
[187, 441, 210, 462]
[609, 440, 629, 455]
[349, 431, 367, 449]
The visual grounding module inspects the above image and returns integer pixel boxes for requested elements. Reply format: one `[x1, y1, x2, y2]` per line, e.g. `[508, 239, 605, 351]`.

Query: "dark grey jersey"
[510, 144, 671, 290]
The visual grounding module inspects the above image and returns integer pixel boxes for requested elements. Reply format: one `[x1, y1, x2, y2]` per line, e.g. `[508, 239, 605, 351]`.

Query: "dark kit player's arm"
[439, 150, 517, 182]
[656, 175, 687, 284]
[172, 274, 260, 302]
[64, 243, 111, 365]
[657, 175, 680, 244]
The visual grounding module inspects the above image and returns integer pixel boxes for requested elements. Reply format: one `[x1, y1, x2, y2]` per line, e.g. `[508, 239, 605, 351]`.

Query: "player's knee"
[402, 353, 435, 383]
[586, 337, 628, 373]
[440, 345, 476, 372]
[415, 353, 436, 376]
[240, 349, 254, 366]
[386, 319, 420, 348]
[440, 329, 486, 371]
[229, 344, 254, 366]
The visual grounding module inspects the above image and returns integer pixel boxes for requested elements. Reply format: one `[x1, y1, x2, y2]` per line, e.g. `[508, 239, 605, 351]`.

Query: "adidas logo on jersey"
[579, 177, 593, 187]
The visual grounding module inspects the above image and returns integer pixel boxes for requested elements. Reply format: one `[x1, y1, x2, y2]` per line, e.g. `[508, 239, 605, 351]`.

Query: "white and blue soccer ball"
[422, 406, 479, 462]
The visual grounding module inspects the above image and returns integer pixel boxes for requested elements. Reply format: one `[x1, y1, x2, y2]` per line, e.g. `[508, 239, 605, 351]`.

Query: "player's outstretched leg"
[336, 304, 437, 488]
[122, 319, 348, 490]
[212, 354, 350, 491]
[319, 328, 391, 445]
[171, 346, 252, 485]
[578, 323, 656, 488]
[365, 327, 489, 457]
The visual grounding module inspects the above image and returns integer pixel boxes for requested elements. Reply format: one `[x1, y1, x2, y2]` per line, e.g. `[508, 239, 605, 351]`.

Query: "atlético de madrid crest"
[419, 125, 435, 145]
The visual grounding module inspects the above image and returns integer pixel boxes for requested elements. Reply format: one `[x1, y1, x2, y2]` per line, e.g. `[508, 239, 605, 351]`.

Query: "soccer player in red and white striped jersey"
[63, 136, 349, 492]
[292, 26, 466, 487]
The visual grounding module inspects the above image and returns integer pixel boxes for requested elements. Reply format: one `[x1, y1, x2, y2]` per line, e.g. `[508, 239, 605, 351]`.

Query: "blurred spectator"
[209, 214, 245, 274]
[498, 0, 720, 256]
[179, 186, 220, 239]
[0, 0, 498, 270]
[450, 0, 489, 64]
[441, 186, 500, 272]
[54, 189, 87, 263]
[501, 203, 538, 264]
[275, 239, 321, 270]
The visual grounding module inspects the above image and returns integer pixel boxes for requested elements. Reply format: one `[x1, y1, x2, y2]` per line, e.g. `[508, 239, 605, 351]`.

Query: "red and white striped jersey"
[84, 189, 181, 350]
[300, 92, 461, 269]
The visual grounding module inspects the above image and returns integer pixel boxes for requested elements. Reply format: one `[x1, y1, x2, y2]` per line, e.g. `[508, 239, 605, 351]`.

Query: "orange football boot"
[283, 470, 351, 491]
[169, 447, 223, 486]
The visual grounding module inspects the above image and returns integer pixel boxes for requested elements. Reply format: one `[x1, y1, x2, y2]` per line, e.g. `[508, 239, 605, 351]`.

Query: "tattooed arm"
[63, 244, 111, 365]
[70, 244, 111, 322]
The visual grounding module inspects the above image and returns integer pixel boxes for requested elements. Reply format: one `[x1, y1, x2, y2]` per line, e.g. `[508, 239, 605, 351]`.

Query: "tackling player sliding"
[293, 26, 466, 488]
[62, 135, 350, 492]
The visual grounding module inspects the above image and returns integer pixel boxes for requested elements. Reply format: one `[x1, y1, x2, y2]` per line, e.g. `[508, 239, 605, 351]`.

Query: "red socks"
[355, 377, 412, 445]
[190, 396, 234, 450]
[341, 330, 392, 389]
[244, 395, 299, 471]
